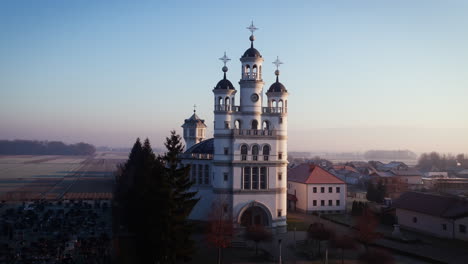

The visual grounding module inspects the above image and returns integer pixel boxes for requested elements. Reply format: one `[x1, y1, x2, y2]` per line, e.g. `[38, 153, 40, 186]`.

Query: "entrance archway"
[238, 202, 272, 227]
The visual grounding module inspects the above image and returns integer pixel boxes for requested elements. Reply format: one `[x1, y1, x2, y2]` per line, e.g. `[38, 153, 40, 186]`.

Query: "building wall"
[454, 216, 468, 241]
[396, 208, 454, 239]
[287, 181, 307, 211]
[306, 183, 346, 213]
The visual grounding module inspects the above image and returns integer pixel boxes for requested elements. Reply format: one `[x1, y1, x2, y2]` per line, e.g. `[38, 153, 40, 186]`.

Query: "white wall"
[287, 181, 307, 211]
[396, 208, 454, 239]
[454, 216, 468, 241]
[307, 183, 346, 213]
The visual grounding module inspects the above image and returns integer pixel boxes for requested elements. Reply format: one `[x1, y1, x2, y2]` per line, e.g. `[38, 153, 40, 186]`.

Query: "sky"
[0, 0, 467, 154]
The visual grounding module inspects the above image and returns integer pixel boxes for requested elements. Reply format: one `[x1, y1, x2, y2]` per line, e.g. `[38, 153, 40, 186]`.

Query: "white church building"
[180, 23, 289, 233]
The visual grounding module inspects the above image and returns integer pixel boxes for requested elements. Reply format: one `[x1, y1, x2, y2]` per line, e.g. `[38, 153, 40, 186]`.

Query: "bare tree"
[355, 209, 383, 251]
[244, 225, 272, 256]
[205, 198, 235, 264]
[307, 222, 335, 257]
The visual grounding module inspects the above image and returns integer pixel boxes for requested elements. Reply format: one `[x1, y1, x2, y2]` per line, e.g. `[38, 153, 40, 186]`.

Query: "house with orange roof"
[287, 164, 346, 214]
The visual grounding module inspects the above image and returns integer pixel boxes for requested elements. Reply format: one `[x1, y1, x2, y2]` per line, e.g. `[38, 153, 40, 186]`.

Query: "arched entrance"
[238, 202, 272, 227]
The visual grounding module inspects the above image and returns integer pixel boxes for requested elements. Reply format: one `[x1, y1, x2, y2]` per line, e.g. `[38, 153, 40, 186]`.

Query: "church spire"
[219, 51, 231, 80]
[246, 21, 258, 48]
[272, 56, 284, 83]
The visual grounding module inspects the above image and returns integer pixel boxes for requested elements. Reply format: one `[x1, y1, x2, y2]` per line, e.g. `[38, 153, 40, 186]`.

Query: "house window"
[313, 200, 317, 206]
[278, 173, 282, 181]
[321, 187, 325, 193]
[277, 209, 282, 217]
[328, 200, 332, 206]
[442, 224, 447, 231]
[278, 152, 283, 160]
[460, 225, 466, 234]
[328, 187, 332, 193]
[313, 187, 317, 193]
[336, 187, 340, 193]
[321, 200, 325, 206]
[336, 200, 340, 206]
[223, 172, 228, 181]
[224, 147, 229, 155]
[413, 217, 418, 223]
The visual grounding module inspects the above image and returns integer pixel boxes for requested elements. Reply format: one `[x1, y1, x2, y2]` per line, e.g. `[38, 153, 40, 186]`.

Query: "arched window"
[235, 120, 242, 129]
[262, 120, 270, 130]
[245, 65, 250, 78]
[252, 145, 259, 161]
[252, 65, 258, 79]
[225, 97, 230, 111]
[251, 120, 258, 130]
[218, 97, 223, 106]
[241, 144, 248, 161]
[278, 100, 283, 113]
[272, 100, 277, 109]
[263, 145, 270, 161]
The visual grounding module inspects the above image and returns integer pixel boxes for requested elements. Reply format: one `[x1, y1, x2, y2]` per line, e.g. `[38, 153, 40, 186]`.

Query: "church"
[180, 23, 289, 233]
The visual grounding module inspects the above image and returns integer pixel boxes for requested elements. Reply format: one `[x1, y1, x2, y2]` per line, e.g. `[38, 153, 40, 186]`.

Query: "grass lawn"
[287, 214, 309, 231]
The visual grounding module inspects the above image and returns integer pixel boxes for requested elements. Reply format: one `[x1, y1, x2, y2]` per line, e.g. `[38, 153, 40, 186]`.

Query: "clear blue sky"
[1, 0, 467, 153]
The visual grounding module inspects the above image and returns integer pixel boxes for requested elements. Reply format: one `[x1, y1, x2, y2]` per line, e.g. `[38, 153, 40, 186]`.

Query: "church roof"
[184, 138, 214, 154]
[215, 78, 235, 90]
[288, 164, 344, 184]
[242, 47, 262, 58]
[267, 81, 287, 93]
[182, 112, 207, 128]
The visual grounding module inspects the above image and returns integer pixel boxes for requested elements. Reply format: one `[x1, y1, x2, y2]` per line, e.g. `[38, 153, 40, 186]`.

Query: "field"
[0, 152, 128, 201]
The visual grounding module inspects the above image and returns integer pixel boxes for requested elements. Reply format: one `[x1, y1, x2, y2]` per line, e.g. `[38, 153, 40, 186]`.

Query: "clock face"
[251, 93, 259, 102]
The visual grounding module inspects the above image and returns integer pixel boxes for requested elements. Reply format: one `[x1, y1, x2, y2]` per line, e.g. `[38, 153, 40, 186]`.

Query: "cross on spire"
[247, 21, 258, 35]
[273, 56, 284, 70]
[193, 104, 197, 113]
[219, 51, 231, 67]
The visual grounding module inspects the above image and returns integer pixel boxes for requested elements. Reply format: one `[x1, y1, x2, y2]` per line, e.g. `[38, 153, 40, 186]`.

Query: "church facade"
[181, 23, 289, 233]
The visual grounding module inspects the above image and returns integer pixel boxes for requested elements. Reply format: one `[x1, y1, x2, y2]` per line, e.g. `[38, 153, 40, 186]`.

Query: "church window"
[224, 121, 230, 129]
[191, 164, 196, 183]
[243, 167, 251, 189]
[235, 120, 241, 129]
[251, 120, 258, 130]
[241, 145, 248, 161]
[260, 167, 267, 189]
[224, 172, 228, 181]
[252, 65, 258, 78]
[252, 145, 259, 161]
[278, 100, 283, 111]
[278, 152, 283, 160]
[279, 117, 283, 124]
[277, 209, 282, 217]
[198, 164, 203, 184]
[252, 167, 259, 189]
[262, 120, 270, 130]
[204, 165, 210, 184]
[224, 147, 229, 155]
[278, 172, 282, 181]
[263, 145, 270, 161]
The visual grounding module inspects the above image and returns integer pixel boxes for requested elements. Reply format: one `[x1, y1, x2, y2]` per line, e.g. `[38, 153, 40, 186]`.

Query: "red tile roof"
[288, 164, 344, 184]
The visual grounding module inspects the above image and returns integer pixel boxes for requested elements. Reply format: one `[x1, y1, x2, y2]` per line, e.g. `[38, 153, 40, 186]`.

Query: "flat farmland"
[0, 152, 128, 201]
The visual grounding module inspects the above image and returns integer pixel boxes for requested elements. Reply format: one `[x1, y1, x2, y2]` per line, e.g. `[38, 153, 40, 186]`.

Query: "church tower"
[182, 109, 207, 149]
[181, 23, 288, 233]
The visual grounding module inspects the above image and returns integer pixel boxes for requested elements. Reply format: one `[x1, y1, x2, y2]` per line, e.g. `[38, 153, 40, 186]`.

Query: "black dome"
[267, 81, 287, 93]
[185, 138, 214, 154]
[242, 47, 262, 58]
[215, 78, 235, 90]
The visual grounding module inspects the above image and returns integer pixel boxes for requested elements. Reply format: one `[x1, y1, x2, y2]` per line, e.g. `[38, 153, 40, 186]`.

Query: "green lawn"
[287, 214, 309, 231]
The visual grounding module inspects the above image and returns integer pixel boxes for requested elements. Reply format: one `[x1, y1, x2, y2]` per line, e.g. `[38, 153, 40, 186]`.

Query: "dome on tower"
[215, 78, 235, 90]
[242, 47, 262, 58]
[267, 81, 287, 93]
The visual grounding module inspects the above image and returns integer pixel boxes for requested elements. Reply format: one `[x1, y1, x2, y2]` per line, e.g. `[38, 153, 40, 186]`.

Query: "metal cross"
[273, 56, 284, 70]
[193, 104, 197, 113]
[246, 21, 258, 35]
[219, 51, 230, 66]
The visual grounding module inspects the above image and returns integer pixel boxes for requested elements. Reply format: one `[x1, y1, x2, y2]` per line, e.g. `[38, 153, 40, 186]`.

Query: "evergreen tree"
[376, 181, 386, 203]
[366, 183, 376, 202]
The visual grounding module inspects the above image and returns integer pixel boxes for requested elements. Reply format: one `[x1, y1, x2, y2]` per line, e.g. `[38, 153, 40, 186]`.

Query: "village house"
[393, 192, 468, 241]
[287, 164, 346, 214]
[370, 168, 423, 198]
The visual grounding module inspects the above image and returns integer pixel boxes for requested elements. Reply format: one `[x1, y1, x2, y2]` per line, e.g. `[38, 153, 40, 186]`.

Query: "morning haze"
[1, 0, 467, 153]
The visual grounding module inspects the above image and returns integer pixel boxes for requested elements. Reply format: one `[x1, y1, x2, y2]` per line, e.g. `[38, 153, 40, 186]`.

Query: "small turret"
[181, 108, 207, 149]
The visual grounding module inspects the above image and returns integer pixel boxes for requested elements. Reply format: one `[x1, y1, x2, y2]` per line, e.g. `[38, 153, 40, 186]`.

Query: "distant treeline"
[364, 150, 417, 160]
[418, 152, 468, 170]
[0, 140, 96, 155]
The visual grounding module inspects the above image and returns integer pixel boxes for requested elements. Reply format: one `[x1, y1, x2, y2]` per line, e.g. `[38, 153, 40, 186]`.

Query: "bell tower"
[181, 107, 207, 149]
